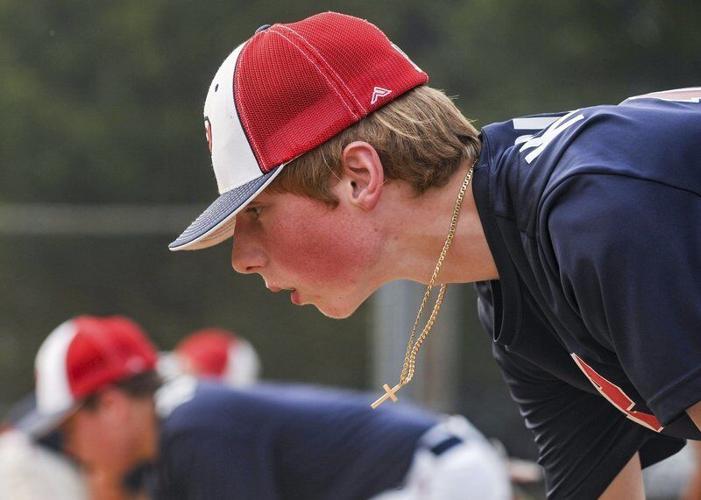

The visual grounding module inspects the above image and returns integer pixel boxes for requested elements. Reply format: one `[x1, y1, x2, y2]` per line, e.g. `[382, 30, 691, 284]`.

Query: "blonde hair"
[269, 86, 480, 205]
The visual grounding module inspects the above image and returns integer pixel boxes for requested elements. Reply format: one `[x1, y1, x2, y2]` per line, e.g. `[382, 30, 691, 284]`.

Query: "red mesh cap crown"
[35, 316, 158, 417]
[176, 329, 232, 378]
[169, 12, 428, 251]
[174, 328, 260, 387]
[236, 12, 428, 170]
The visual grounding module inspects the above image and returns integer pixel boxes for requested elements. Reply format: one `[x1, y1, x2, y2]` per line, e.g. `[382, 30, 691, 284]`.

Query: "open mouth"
[265, 283, 297, 296]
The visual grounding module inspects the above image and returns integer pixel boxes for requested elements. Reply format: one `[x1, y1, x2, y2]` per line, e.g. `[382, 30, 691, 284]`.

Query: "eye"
[246, 205, 263, 219]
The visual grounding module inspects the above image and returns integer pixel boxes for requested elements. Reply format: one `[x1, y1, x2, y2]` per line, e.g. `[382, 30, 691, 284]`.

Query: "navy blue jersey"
[153, 379, 437, 500]
[472, 92, 701, 498]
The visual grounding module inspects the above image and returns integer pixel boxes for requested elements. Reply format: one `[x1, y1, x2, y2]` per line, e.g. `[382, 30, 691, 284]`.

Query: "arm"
[599, 453, 644, 500]
[688, 401, 701, 431]
[488, 339, 663, 499]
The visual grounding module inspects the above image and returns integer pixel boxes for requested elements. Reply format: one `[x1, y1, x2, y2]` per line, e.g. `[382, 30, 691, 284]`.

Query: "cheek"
[268, 212, 372, 285]
[66, 419, 98, 462]
[68, 416, 121, 464]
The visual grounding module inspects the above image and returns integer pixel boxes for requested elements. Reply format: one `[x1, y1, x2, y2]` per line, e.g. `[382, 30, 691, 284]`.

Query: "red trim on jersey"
[571, 353, 664, 432]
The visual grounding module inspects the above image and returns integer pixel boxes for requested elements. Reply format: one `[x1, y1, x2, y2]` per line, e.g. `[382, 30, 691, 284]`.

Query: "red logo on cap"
[204, 117, 213, 154]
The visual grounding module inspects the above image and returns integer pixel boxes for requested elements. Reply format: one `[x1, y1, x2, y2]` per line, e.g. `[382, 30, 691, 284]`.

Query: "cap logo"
[371, 86, 392, 105]
[204, 117, 213, 154]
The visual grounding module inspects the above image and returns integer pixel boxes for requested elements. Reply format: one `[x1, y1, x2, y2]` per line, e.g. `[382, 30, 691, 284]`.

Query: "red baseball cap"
[169, 12, 428, 251]
[174, 328, 260, 386]
[33, 316, 158, 432]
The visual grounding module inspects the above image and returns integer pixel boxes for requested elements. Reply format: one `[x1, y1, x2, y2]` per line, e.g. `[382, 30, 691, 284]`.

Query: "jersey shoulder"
[483, 86, 701, 170]
[480, 88, 701, 222]
[621, 86, 701, 104]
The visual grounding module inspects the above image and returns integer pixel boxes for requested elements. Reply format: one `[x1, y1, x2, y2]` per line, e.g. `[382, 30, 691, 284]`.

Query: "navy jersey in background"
[154, 379, 437, 500]
[472, 91, 701, 498]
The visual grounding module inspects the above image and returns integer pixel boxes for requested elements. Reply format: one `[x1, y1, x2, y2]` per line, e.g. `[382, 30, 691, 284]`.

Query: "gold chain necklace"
[371, 165, 474, 409]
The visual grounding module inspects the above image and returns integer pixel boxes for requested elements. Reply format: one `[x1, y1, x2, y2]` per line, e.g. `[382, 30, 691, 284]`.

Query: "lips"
[264, 281, 304, 307]
[265, 282, 296, 295]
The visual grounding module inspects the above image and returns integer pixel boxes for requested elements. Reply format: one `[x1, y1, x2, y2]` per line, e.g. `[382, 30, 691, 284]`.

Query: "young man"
[168, 11, 701, 499]
[33, 315, 510, 500]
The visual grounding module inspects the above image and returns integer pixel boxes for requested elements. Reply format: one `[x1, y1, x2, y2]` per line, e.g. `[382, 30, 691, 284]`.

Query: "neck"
[133, 399, 159, 463]
[379, 160, 498, 285]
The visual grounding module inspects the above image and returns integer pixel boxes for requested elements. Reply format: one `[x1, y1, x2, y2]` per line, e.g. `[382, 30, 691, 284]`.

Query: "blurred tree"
[2, 0, 699, 201]
[0, 0, 698, 464]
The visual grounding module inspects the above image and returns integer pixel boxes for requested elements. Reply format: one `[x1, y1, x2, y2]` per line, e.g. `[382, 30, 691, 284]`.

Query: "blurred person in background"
[0, 407, 88, 500]
[173, 326, 548, 498]
[32, 315, 511, 500]
[167, 327, 260, 387]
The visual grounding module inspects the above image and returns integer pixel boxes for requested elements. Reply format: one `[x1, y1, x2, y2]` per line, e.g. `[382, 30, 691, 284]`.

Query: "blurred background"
[0, 0, 699, 496]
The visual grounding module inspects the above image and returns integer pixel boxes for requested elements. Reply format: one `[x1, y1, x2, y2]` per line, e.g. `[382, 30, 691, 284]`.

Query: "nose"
[231, 233, 267, 274]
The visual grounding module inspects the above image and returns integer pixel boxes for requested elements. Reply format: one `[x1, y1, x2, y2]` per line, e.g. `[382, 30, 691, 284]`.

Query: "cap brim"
[16, 409, 72, 438]
[9, 395, 76, 438]
[169, 167, 283, 251]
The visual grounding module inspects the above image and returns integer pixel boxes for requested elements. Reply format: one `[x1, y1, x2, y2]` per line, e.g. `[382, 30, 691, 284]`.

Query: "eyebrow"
[248, 197, 269, 206]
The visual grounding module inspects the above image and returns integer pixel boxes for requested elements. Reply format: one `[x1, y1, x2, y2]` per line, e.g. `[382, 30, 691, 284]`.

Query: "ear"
[338, 141, 385, 210]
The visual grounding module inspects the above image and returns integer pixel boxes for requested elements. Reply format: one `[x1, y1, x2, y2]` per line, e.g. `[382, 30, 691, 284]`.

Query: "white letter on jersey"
[519, 110, 585, 164]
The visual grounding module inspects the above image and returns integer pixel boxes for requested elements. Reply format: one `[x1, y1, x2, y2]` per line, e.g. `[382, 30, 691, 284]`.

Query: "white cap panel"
[224, 340, 261, 387]
[204, 42, 262, 194]
[35, 321, 77, 414]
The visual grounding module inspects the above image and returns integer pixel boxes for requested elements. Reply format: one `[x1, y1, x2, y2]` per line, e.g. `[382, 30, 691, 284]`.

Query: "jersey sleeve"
[492, 341, 684, 498]
[545, 173, 701, 425]
[478, 280, 684, 498]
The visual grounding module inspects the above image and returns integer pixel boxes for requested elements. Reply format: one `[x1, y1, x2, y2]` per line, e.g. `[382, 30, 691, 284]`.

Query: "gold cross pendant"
[371, 383, 403, 409]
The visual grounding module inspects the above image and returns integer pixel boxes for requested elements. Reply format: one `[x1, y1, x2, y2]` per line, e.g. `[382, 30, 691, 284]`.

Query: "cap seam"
[234, 39, 267, 170]
[276, 25, 364, 114]
[269, 28, 360, 120]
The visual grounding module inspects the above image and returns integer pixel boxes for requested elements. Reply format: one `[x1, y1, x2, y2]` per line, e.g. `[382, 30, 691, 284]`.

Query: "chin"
[314, 300, 362, 320]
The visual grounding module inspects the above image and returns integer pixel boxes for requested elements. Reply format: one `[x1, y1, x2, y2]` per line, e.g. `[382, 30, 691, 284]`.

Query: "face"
[61, 393, 140, 474]
[231, 189, 384, 318]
